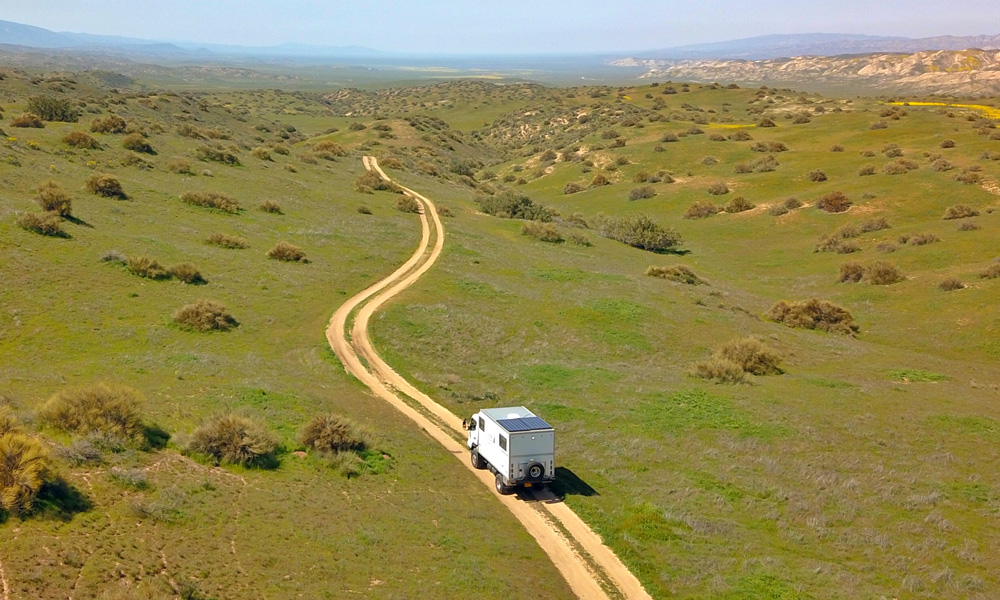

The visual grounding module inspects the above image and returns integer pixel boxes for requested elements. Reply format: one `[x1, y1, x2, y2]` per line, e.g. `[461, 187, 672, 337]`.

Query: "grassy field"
[3, 65, 1000, 599]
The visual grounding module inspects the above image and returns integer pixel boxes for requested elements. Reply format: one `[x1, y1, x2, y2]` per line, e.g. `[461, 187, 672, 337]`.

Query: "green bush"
[27, 95, 79, 122]
[18, 212, 67, 237]
[40, 382, 147, 444]
[62, 130, 100, 149]
[36, 180, 72, 216]
[174, 299, 239, 332]
[127, 256, 170, 280]
[205, 232, 248, 249]
[299, 414, 366, 454]
[522, 221, 563, 243]
[396, 196, 421, 213]
[267, 241, 308, 262]
[723, 196, 755, 213]
[85, 173, 127, 199]
[188, 414, 277, 467]
[181, 190, 240, 213]
[767, 299, 859, 335]
[645, 265, 706, 285]
[592, 213, 682, 252]
[476, 189, 550, 221]
[91, 114, 127, 134]
[1, 432, 51, 515]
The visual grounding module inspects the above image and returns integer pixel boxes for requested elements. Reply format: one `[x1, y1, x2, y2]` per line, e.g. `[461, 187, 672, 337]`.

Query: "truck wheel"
[526, 463, 544, 480]
[495, 473, 513, 495]
[470, 448, 486, 470]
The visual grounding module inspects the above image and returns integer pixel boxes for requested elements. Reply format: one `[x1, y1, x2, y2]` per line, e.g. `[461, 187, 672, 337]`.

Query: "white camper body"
[465, 406, 555, 495]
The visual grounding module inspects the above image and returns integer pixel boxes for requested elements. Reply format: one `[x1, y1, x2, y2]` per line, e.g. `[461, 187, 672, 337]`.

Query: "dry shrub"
[167, 263, 205, 285]
[784, 197, 803, 209]
[85, 173, 127, 199]
[167, 158, 193, 174]
[181, 190, 240, 213]
[396, 196, 420, 213]
[206, 232, 248, 249]
[590, 174, 611, 187]
[955, 170, 982, 185]
[63, 130, 100, 149]
[0, 407, 20, 437]
[724, 196, 754, 213]
[817, 191, 851, 213]
[563, 182, 585, 195]
[715, 337, 782, 375]
[357, 205, 372, 215]
[174, 299, 239, 332]
[690, 358, 748, 384]
[355, 170, 401, 193]
[122, 133, 154, 154]
[379, 156, 403, 169]
[957, 221, 980, 231]
[876, 242, 897, 253]
[943, 204, 979, 220]
[685, 201, 721, 219]
[91, 114, 127, 134]
[865, 261, 904, 285]
[37, 180, 72, 216]
[250, 146, 272, 161]
[645, 265, 706, 285]
[11, 112, 44, 128]
[127, 256, 170, 280]
[195, 145, 240, 165]
[707, 182, 730, 195]
[930, 158, 953, 172]
[858, 165, 876, 176]
[267, 241, 307, 262]
[860, 217, 891, 233]
[312, 140, 346, 159]
[188, 414, 276, 467]
[979, 263, 1000, 279]
[940, 139, 956, 148]
[767, 299, 859, 335]
[728, 130, 753, 141]
[839, 262, 864, 282]
[768, 204, 788, 216]
[0, 432, 51, 515]
[808, 169, 827, 182]
[629, 186, 656, 200]
[259, 200, 283, 214]
[831, 144, 845, 152]
[299, 414, 366, 454]
[938, 277, 964, 291]
[907, 233, 939, 246]
[18, 212, 67, 237]
[522, 221, 563, 243]
[40, 382, 146, 444]
[883, 160, 917, 175]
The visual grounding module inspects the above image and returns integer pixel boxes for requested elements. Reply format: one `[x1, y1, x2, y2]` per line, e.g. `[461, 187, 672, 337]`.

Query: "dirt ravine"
[326, 158, 652, 600]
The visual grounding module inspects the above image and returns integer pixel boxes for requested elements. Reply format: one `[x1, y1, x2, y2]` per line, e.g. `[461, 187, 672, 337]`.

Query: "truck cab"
[465, 406, 555, 495]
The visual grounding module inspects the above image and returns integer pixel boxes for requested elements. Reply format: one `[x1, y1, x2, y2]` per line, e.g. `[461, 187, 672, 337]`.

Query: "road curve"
[326, 157, 652, 600]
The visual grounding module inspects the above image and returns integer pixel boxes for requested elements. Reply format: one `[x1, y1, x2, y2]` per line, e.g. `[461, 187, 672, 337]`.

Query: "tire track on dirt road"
[326, 158, 652, 600]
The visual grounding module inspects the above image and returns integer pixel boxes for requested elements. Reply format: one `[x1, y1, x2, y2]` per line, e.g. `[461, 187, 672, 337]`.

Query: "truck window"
[478, 417, 485, 431]
[499, 434, 507, 452]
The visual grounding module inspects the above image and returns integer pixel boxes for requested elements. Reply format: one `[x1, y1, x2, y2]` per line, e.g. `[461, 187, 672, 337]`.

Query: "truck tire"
[495, 473, 513, 495]
[470, 448, 486, 470]
[526, 462, 544, 481]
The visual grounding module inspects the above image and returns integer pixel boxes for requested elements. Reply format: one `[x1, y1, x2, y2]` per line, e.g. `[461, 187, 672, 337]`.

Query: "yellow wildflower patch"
[889, 101, 1000, 120]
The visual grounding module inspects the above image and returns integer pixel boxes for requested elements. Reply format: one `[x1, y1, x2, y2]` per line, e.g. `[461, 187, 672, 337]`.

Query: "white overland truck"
[464, 406, 555, 495]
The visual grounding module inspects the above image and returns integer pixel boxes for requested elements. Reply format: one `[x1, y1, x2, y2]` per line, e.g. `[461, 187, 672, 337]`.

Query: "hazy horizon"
[3, 1, 1000, 55]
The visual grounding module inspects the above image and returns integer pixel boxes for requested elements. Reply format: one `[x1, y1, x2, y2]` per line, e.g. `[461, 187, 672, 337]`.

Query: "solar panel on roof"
[496, 416, 552, 432]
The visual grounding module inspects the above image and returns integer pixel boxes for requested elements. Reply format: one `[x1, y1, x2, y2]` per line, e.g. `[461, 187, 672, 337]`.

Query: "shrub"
[167, 263, 205, 285]
[251, 146, 272, 161]
[522, 221, 562, 243]
[865, 261, 904, 285]
[62, 130, 100, 149]
[645, 265, 705, 285]
[476, 189, 549, 221]
[979, 263, 1000, 279]
[707, 182, 729, 195]
[757, 117, 776, 127]
[355, 170, 401, 193]
[299, 414, 366, 454]
[907, 233, 940, 246]
[0, 432, 51, 515]
[768, 204, 788, 216]
[957, 221, 980, 231]
[807, 169, 827, 182]
[876, 242, 897, 253]
[831, 144, 845, 152]
[690, 358, 748, 384]
[784, 197, 803, 209]
[312, 140, 346, 160]
[882, 160, 918, 175]
[167, 158, 193, 174]
[27, 95, 78, 122]
[206, 232, 248, 249]
[767, 299, 859, 335]
[122, 133, 154, 154]
[724, 196, 755, 213]
[870, 120, 888, 130]
[628, 186, 656, 200]
[860, 217, 891, 233]
[955, 170, 982, 184]
[37, 180, 72, 216]
[592, 213, 682, 252]
[0, 407, 20, 437]
[188, 414, 276, 467]
[18, 212, 67, 237]
[838, 262, 864, 282]
[396, 196, 421, 213]
[563, 182, 585, 195]
[195, 145, 240, 165]
[943, 204, 979, 220]
[728, 130, 753, 141]
[751, 141, 788, 152]
[817, 191, 851, 213]
[127, 256, 170, 280]
[91, 114, 127, 134]
[715, 337, 782, 375]
[930, 158, 953, 171]
[940, 139, 956, 148]
[938, 277, 964, 291]
[357, 205, 372, 215]
[259, 200, 283, 214]
[685, 201, 721, 219]
[174, 299, 239, 332]
[40, 383, 146, 444]
[180, 190, 240, 213]
[858, 165, 876, 176]
[590, 174, 611, 187]
[267, 241, 307, 262]
[10, 112, 44, 128]
[85, 173, 127, 199]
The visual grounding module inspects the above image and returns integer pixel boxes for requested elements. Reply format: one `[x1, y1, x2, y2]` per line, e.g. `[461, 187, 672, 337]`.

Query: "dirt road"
[326, 158, 652, 600]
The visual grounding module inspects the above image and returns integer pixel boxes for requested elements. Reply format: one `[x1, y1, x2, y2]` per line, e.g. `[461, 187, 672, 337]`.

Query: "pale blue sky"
[3, 1, 999, 54]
